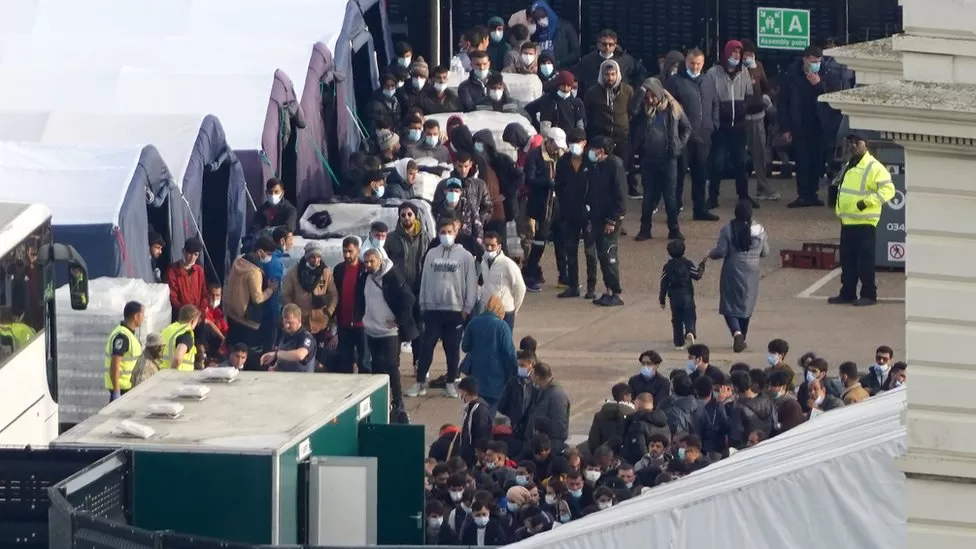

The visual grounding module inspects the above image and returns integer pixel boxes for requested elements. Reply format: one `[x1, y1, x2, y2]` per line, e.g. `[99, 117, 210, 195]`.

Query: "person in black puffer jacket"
[586, 383, 634, 454]
[727, 370, 776, 448]
[620, 392, 671, 464]
[691, 375, 731, 458]
[663, 371, 701, 436]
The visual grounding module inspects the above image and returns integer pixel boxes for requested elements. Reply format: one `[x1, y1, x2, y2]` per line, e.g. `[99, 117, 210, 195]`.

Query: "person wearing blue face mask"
[627, 350, 670, 408]
[764, 337, 797, 391]
[365, 73, 404, 138]
[405, 119, 452, 163]
[525, 70, 585, 135]
[498, 349, 539, 444]
[703, 40, 758, 210]
[665, 48, 719, 221]
[778, 44, 850, 208]
[407, 218, 478, 399]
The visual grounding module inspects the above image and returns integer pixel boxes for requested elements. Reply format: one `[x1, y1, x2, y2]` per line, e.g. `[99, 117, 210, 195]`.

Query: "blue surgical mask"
[686, 359, 696, 373]
[515, 474, 528, 485]
[439, 233, 456, 247]
[727, 57, 739, 68]
[560, 513, 572, 523]
[485, 461, 497, 470]
[743, 56, 756, 68]
[540, 64, 554, 77]
[687, 69, 700, 78]
[677, 447, 686, 460]
[473, 68, 488, 80]
[587, 150, 599, 162]
[412, 77, 426, 90]
[507, 501, 520, 513]
[569, 489, 583, 498]
[445, 191, 461, 205]
[640, 365, 653, 378]
[517, 367, 529, 377]
[473, 516, 489, 528]
[474, 142, 485, 153]
[766, 353, 778, 366]
[568, 143, 583, 156]
[805, 370, 816, 383]
[424, 135, 439, 147]
[398, 56, 411, 67]
[407, 129, 422, 142]
[375, 186, 385, 198]
[808, 61, 821, 74]
[382, 88, 396, 98]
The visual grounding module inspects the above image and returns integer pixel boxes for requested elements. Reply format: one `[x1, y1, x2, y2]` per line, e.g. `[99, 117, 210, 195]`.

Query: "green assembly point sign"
[757, 7, 811, 50]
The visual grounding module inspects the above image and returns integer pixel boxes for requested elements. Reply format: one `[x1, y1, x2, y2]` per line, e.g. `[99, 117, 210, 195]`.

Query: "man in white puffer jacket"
[480, 230, 526, 330]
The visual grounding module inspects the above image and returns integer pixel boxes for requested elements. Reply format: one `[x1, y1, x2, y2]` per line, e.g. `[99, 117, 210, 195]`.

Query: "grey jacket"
[526, 382, 571, 444]
[418, 242, 478, 314]
[363, 259, 398, 339]
[704, 65, 754, 129]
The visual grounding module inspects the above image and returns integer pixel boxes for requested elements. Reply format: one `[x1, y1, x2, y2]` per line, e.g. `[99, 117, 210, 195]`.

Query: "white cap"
[546, 127, 567, 150]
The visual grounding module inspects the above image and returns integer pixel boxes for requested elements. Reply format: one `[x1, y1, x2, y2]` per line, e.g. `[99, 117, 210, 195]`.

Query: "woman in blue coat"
[461, 294, 518, 416]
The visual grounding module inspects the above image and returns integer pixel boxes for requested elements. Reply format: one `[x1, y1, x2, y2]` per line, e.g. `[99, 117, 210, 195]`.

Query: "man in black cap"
[827, 132, 895, 306]
[584, 135, 626, 306]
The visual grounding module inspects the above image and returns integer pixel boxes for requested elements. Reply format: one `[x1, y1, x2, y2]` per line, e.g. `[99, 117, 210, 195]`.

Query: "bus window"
[0, 225, 49, 367]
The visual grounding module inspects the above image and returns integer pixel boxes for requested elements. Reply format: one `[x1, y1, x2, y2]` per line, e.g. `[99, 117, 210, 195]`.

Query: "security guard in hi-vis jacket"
[827, 133, 896, 307]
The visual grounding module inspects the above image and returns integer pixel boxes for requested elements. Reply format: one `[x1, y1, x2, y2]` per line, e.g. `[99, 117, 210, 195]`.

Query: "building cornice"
[825, 38, 902, 83]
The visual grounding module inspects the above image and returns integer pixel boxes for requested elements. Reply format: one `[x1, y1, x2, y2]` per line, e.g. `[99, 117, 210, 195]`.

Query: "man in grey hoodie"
[363, 249, 418, 413]
[407, 218, 479, 399]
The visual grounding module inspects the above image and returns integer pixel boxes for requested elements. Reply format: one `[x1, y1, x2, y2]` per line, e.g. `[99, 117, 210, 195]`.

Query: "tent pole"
[430, 0, 441, 67]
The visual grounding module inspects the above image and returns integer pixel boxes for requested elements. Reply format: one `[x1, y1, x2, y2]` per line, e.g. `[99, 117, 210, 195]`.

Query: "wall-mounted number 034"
[886, 223, 905, 232]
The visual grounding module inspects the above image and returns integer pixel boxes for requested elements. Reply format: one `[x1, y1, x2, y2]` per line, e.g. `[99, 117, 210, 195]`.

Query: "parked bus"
[0, 202, 89, 446]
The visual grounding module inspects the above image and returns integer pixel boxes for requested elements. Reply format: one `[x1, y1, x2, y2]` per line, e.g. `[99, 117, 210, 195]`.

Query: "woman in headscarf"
[460, 295, 518, 417]
[708, 199, 769, 353]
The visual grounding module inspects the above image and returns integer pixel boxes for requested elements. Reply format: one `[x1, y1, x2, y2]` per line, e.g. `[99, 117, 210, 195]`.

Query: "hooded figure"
[632, 77, 692, 240]
[474, 129, 523, 224]
[660, 50, 685, 81]
[583, 59, 634, 143]
[502, 122, 544, 169]
[487, 16, 512, 70]
[703, 40, 755, 207]
[708, 200, 770, 351]
[573, 34, 641, 93]
[471, 129, 508, 230]
[527, 0, 581, 68]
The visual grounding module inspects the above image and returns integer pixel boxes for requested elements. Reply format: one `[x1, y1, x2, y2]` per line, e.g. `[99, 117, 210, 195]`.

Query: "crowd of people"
[421, 340, 906, 544]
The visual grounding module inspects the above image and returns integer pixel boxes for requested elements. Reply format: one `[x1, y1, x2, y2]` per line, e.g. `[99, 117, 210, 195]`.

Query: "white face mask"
[597, 500, 612, 510]
[521, 53, 536, 65]
[428, 516, 443, 529]
[545, 494, 556, 505]
[372, 237, 386, 248]
[449, 490, 463, 502]
[489, 89, 504, 101]
[211, 298, 221, 308]
[568, 143, 583, 156]
[814, 394, 825, 406]
[267, 193, 282, 205]
[490, 30, 504, 42]
[434, 82, 448, 93]
[485, 249, 500, 260]
[584, 470, 601, 483]
[536, 17, 549, 28]
[412, 77, 426, 89]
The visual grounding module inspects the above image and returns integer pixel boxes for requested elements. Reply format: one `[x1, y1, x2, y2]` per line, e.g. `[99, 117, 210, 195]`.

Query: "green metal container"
[53, 370, 423, 545]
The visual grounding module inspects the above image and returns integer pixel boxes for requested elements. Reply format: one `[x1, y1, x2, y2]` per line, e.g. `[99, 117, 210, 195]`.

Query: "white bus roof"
[0, 201, 52, 256]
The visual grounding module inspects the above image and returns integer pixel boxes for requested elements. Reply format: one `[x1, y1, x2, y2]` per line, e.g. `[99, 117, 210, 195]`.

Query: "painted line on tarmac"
[796, 267, 842, 298]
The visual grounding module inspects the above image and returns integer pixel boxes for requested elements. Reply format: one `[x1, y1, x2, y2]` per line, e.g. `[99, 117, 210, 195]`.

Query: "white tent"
[0, 141, 170, 281]
[509, 389, 908, 549]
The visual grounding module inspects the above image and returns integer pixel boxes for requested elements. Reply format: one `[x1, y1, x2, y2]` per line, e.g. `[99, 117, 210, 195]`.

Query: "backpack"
[666, 403, 694, 436]
[621, 417, 649, 464]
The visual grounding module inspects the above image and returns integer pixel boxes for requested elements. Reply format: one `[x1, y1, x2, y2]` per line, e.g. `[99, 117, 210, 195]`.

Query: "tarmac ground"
[399, 177, 906, 446]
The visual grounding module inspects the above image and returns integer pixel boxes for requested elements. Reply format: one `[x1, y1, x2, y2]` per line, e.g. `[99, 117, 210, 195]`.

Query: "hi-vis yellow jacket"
[835, 152, 896, 227]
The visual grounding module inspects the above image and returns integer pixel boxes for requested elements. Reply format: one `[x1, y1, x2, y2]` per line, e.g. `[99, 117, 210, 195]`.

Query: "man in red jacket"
[165, 237, 208, 321]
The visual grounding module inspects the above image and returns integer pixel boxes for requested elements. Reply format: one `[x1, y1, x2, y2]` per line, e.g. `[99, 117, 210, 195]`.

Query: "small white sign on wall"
[357, 398, 372, 420]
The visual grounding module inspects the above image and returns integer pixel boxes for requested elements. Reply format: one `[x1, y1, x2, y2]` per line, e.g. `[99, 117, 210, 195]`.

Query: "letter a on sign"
[788, 15, 803, 33]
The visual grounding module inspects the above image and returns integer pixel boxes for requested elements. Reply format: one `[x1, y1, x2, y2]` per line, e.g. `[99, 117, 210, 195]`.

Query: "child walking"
[659, 240, 707, 349]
